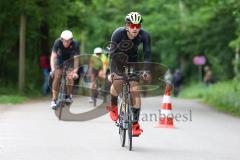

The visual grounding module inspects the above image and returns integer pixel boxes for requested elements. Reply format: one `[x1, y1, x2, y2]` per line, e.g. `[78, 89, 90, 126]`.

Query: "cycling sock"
[131, 108, 141, 124]
[111, 95, 118, 106]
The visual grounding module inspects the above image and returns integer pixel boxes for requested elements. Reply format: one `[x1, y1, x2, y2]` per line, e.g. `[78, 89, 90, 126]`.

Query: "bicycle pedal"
[115, 122, 120, 127]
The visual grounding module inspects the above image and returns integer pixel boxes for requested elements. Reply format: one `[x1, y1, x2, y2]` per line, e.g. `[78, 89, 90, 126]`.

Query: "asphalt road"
[0, 96, 240, 160]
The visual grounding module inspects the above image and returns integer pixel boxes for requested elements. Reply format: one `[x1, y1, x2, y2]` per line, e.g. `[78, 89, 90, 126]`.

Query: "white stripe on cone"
[163, 95, 171, 103]
[160, 109, 173, 117]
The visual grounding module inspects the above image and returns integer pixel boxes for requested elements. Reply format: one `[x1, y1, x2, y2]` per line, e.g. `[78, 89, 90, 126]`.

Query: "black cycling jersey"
[109, 27, 151, 73]
[52, 38, 80, 67]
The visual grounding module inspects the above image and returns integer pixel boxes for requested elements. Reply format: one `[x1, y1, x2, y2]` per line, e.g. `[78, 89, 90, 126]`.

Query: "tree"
[19, 11, 26, 92]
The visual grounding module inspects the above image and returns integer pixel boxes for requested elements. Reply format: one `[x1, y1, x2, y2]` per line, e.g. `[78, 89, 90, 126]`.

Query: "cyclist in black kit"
[50, 30, 80, 109]
[108, 12, 151, 136]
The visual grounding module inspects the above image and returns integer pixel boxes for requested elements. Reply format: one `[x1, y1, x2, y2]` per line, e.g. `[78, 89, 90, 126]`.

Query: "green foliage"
[178, 83, 207, 98]
[0, 0, 240, 92]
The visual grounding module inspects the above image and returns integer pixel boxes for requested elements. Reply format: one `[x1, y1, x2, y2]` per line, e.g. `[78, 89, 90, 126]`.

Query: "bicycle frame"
[56, 64, 69, 120]
[116, 66, 140, 151]
[119, 78, 132, 129]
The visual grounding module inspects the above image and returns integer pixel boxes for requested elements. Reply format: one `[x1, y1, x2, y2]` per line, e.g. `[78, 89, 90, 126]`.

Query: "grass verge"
[179, 80, 240, 117]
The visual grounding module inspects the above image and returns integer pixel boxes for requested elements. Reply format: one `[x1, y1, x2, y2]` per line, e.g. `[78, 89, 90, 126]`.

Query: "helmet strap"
[125, 23, 129, 31]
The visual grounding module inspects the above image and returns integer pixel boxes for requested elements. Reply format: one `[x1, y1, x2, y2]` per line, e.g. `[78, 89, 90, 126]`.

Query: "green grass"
[0, 95, 27, 104]
[0, 85, 43, 104]
[178, 83, 207, 99]
[179, 80, 240, 117]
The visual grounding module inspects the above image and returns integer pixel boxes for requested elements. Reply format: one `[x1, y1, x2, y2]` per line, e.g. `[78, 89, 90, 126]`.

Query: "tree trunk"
[40, 21, 49, 55]
[18, 13, 26, 92]
[234, 46, 240, 80]
[80, 32, 86, 54]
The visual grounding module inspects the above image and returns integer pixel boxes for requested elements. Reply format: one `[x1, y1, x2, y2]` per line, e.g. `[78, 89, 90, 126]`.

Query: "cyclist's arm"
[142, 31, 152, 72]
[88, 56, 94, 69]
[73, 41, 80, 74]
[109, 28, 123, 73]
[50, 51, 57, 72]
[142, 31, 151, 62]
[87, 56, 95, 76]
[50, 39, 59, 72]
[73, 56, 79, 74]
[102, 62, 108, 75]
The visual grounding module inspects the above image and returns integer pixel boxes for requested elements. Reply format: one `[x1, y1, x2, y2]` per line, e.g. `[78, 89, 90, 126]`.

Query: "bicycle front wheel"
[58, 101, 64, 120]
[57, 79, 66, 120]
[127, 107, 133, 151]
[118, 96, 126, 147]
[119, 126, 126, 147]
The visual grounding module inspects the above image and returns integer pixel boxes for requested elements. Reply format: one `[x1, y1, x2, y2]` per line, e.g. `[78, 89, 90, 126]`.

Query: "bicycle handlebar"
[112, 71, 150, 83]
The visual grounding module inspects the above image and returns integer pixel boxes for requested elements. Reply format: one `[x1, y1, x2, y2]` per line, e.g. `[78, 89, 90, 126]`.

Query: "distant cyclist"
[101, 47, 110, 76]
[101, 48, 110, 101]
[108, 12, 152, 136]
[50, 30, 80, 109]
[88, 47, 104, 103]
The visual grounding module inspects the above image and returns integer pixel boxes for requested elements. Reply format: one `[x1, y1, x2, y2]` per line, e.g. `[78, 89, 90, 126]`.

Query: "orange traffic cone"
[156, 85, 174, 128]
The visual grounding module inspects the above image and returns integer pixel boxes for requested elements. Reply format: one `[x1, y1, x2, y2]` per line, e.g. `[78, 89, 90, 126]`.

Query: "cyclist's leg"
[52, 69, 63, 100]
[89, 68, 98, 101]
[130, 81, 141, 121]
[66, 68, 74, 96]
[98, 69, 105, 87]
[108, 73, 123, 121]
[130, 81, 143, 135]
[130, 81, 141, 108]
[110, 73, 123, 105]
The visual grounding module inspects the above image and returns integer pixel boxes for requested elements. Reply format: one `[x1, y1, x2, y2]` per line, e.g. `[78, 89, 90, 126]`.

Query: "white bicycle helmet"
[125, 12, 143, 24]
[94, 47, 102, 54]
[60, 30, 73, 40]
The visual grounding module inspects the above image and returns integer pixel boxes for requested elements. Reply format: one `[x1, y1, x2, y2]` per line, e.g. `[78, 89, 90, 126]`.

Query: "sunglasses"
[128, 23, 141, 29]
